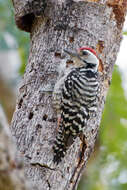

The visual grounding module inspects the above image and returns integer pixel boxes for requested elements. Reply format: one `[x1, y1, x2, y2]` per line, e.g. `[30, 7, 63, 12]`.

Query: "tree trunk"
[11, 0, 127, 189]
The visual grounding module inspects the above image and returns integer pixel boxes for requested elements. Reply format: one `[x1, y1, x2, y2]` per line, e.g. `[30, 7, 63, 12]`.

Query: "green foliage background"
[0, 0, 29, 74]
[1, 1, 127, 189]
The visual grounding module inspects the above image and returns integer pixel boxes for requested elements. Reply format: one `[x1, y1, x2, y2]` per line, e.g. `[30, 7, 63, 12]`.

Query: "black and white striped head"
[64, 47, 99, 72]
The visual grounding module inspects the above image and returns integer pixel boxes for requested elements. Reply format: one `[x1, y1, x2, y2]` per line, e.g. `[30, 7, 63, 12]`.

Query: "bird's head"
[64, 47, 99, 72]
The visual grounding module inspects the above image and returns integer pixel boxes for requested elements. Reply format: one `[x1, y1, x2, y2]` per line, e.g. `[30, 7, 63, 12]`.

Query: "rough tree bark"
[11, 0, 127, 189]
[0, 105, 33, 190]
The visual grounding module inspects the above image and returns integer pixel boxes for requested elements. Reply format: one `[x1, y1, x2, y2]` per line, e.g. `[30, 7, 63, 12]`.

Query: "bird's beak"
[64, 49, 79, 58]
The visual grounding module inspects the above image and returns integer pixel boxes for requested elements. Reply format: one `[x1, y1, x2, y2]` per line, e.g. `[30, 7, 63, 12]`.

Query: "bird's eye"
[82, 51, 88, 56]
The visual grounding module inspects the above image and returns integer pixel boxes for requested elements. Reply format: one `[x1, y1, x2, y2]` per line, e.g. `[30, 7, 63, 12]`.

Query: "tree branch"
[0, 105, 33, 190]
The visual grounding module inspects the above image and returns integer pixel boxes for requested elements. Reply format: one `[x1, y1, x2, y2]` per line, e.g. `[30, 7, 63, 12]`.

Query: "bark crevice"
[12, 0, 47, 32]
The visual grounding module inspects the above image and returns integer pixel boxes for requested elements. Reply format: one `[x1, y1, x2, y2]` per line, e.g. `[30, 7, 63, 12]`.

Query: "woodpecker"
[52, 47, 99, 164]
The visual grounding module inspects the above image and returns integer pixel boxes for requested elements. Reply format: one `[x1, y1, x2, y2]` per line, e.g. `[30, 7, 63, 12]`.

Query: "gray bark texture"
[11, 0, 127, 189]
[0, 105, 33, 190]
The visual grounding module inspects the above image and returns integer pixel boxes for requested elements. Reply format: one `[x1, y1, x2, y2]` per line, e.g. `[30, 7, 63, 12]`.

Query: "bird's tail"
[53, 123, 75, 164]
[53, 125, 67, 164]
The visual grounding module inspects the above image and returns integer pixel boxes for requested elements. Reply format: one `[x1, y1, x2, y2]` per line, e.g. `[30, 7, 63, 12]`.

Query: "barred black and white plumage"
[52, 47, 99, 164]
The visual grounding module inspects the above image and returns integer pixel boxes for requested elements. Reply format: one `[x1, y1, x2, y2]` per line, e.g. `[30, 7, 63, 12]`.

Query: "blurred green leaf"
[18, 48, 26, 74]
[123, 32, 127, 35]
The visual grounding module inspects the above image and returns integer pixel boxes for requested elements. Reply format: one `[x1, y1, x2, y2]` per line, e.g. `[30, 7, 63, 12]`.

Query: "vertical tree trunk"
[11, 0, 127, 189]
